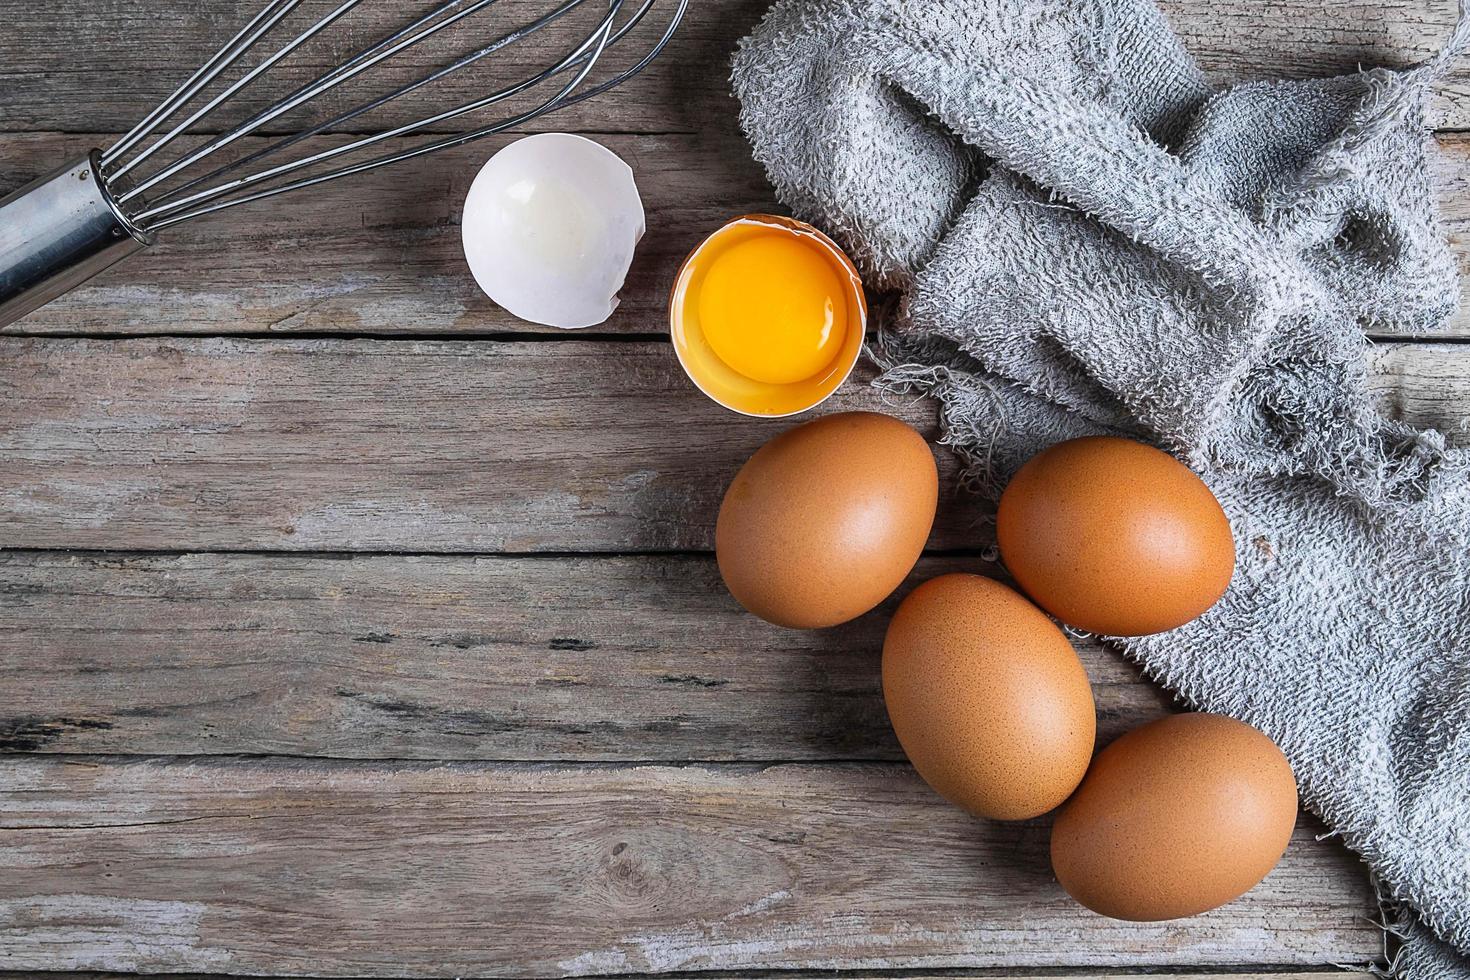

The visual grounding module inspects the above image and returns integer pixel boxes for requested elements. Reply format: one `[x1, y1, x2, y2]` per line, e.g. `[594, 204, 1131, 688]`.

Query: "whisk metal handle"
[0, 152, 153, 328]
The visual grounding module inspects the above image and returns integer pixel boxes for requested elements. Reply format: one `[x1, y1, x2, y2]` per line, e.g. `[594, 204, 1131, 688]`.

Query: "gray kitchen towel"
[732, 1, 1470, 977]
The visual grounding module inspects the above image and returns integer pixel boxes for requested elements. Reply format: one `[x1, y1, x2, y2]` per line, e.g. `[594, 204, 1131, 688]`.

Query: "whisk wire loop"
[149, 0, 681, 229]
[102, 0, 302, 170]
[115, 0, 370, 198]
[139, 0, 506, 209]
[100, 0, 686, 231]
[136, 0, 627, 226]
[107, 0, 318, 183]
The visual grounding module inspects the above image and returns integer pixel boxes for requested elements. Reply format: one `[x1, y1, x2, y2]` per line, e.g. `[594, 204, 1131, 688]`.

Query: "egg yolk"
[696, 232, 850, 385]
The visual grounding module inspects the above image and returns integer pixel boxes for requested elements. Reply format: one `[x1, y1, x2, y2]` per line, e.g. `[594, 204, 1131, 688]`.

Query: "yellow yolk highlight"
[695, 233, 849, 385]
[671, 215, 866, 418]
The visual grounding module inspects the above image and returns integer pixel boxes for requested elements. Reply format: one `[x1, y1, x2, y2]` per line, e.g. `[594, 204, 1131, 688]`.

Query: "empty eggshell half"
[462, 133, 644, 329]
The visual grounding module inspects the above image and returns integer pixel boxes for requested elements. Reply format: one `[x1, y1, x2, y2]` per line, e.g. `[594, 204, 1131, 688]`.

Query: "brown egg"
[716, 411, 938, 629]
[1050, 712, 1298, 921]
[996, 436, 1234, 636]
[882, 574, 1096, 820]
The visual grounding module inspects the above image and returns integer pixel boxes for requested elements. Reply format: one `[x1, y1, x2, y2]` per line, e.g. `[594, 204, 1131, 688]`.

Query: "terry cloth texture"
[733, 1, 1470, 976]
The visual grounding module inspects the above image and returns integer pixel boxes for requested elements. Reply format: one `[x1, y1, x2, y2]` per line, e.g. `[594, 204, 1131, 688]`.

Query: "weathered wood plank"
[0, 757, 1380, 975]
[1, 338, 1463, 553]
[1, 0, 1468, 135]
[0, 552, 1173, 759]
[1433, 135, 1470, 340]
[0, 339, 946, 551]
[1370, 341, 1470, 432]
[1156, 0, 1470, 128]
[3, 129, 1468, 338]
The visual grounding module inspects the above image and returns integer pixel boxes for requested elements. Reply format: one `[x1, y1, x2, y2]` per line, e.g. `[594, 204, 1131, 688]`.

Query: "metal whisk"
[0, 0, 688, 327]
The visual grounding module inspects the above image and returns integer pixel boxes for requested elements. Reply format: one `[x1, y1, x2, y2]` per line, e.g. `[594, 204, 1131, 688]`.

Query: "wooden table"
[2, 0, 1465, 975]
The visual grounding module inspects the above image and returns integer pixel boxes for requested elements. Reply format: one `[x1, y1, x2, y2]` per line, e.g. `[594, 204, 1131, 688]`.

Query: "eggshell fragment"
[716, 412, 938, 629]
[1050, 712, 1298, 921]
[461, 133, 644, 329]
[883, 573, 1096, 820]
[996, 436, 1234, 636]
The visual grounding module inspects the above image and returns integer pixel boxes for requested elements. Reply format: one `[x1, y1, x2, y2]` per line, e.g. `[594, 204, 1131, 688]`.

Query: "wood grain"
[0, 337, 1463, 553]
[1370, 341, 1470, 432]
[0, 756, 1380, 976]
[0, 552, 1177, 759]
[1, 0, 1467, 135]
[1157, 0, 1470, 128]
[4, 129, 1470, 338]
[0, 338, 948, 551]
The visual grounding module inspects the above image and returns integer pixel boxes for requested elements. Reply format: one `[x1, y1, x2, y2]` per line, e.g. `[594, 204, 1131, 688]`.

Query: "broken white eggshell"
[461, 133, 645, 329]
